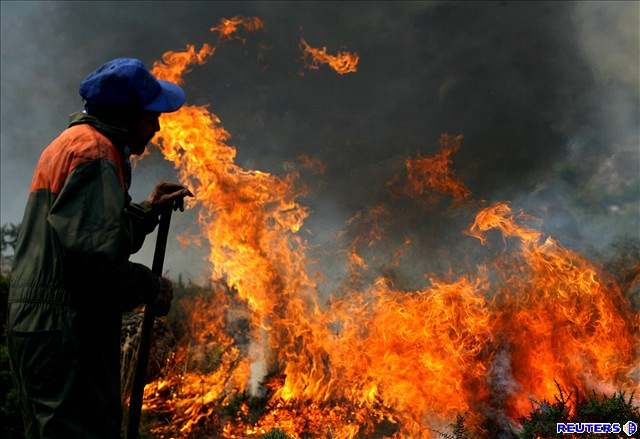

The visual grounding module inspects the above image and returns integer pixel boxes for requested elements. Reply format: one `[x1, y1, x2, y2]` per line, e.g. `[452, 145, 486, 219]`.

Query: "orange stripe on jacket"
[30, 124, 126, 193]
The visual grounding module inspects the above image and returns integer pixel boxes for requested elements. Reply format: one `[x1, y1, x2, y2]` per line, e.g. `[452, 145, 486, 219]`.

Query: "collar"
[68, 111, 133, 190]
[68, 111, 131, 146]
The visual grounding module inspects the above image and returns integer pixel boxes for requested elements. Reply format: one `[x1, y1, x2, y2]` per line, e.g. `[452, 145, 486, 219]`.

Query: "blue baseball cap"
[79, 58, 185, 113]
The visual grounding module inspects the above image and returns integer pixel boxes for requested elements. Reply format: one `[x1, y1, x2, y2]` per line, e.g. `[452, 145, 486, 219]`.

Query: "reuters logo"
[623, 421, 638, 437]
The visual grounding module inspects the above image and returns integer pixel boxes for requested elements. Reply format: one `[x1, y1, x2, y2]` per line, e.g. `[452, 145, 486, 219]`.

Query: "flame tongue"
[210, 16, 264, 40]
[151, 44, 215, 85]
[300, 38, 359, 75]
[404, 134, 471, 203]
[142, 21, 639, 438]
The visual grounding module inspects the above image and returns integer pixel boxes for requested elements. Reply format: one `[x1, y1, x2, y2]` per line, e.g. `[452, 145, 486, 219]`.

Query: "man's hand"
[150, 276, 173, 316]
[146, 182, 193, 213]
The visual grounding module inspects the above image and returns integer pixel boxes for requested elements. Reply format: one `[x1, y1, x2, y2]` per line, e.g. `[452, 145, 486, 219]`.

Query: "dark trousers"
[8, 305, 122, 439]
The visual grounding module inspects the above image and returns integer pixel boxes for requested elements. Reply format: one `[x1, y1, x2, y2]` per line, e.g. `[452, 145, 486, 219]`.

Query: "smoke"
[485, 343, 520, 435]
[248, 327, 269, 397]
[1, 1, 638, 282]
[507, 1, 640, 255]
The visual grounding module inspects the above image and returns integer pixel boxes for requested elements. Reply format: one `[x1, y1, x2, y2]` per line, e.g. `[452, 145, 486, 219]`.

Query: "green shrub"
[262, 429, 293, 439]
[520, 384, 640, 439]
[576, 391, 640, 424]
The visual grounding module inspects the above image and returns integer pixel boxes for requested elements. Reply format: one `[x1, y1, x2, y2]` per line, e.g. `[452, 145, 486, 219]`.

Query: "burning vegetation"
[132, 17, 638, 439]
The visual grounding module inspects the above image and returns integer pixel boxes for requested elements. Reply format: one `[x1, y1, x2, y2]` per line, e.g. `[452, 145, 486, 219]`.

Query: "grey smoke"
[1, 1, 638, 285]
[248, 327, 269, 397]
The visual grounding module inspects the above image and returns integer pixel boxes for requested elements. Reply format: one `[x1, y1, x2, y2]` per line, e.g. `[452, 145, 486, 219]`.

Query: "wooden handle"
[126, 209, 172, 439]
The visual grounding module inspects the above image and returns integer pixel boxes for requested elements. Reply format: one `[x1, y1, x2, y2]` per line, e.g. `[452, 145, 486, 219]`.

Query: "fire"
[402, 133, 471, 203]
[320, 275, 494, 437]
[300, 38, 359, 75]
[139, 21, 639, 438]
[469, 203, 637, 417]
[467, 201, 541, 244]
[210, 16, 264, 40]
[143, 285, 251, 435]
[151, 44, 215, 86]
[342, 205, 391, 285]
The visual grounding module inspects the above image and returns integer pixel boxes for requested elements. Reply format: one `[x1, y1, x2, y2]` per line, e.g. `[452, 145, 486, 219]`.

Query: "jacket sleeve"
[47, 158, 159, 310]
[125, 200, 159, 254]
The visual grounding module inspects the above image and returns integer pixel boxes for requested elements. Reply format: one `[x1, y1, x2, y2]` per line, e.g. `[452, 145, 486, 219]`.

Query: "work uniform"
[7, 115, 159, 439]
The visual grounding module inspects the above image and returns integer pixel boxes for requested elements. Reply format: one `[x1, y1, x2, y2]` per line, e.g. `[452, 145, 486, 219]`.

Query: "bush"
[520, 384, 640, 439]
[262, 429, 293, 439]
[576, 391, 640, 424]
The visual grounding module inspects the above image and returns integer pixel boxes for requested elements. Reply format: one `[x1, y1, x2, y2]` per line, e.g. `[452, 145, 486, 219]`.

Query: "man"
[7, 58, 192, 438]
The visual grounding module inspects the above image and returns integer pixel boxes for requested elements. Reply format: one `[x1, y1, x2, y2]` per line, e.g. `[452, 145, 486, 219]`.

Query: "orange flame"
[141, 26, 639, 438]
[468, 203, 637, 416]
[300, 38, 359, 75]
[467, 202, 541, 245]
[151, 44, 215, 85]
[403, 133, 471, 203]
[210, 16, 264, 40]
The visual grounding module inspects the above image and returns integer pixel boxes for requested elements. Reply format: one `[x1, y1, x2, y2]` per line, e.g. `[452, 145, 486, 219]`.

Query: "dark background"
[1, 1, 638, 289]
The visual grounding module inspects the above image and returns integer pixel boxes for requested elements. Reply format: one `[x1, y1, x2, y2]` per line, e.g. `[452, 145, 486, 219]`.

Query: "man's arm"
[47, 158, 159, 310]
[126, 183, 192, 255]
[126, 200, 158, 254]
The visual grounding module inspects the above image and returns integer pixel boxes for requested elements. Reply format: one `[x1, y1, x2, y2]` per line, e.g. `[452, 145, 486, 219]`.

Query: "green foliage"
[520, 384, 640, 439]
[576, 391, 640, 424]
[520, 400, 570, 439]
[220, 391, 270, 424]
[262, 429, 293, 439]
[221, 391, 249, 417]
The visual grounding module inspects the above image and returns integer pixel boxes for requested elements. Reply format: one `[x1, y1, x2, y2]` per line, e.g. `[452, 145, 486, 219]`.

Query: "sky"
[1, 1, 638, 284]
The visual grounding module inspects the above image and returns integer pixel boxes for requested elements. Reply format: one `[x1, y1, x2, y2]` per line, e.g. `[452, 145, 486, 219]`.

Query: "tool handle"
[126, 209, 172, 439]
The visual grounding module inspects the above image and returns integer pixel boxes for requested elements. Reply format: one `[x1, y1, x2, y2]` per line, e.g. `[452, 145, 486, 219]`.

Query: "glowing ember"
[140, 21, 639, 439]
[300, 38, 359, 75]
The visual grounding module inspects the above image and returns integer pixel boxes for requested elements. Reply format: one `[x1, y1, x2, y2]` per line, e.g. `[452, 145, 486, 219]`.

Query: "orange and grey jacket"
[7, 116, 159, 438]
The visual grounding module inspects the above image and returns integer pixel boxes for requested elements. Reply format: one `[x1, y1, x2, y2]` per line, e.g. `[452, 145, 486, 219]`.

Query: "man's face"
[129, 111, 160, 155]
